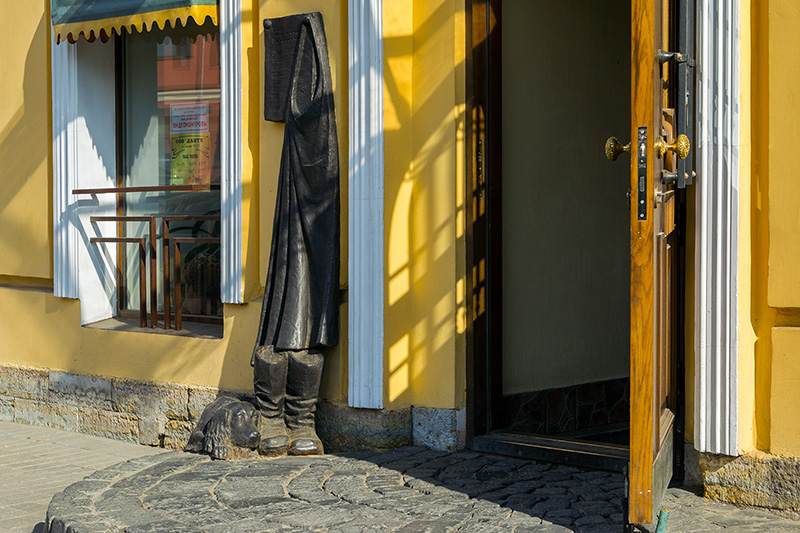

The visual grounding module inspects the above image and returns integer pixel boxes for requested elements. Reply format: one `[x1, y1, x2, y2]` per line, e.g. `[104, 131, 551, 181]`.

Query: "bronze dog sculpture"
[184, 396, 261, 460]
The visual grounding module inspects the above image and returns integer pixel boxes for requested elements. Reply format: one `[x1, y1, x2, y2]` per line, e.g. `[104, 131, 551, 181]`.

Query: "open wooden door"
[626, 0, 691, 524]
[466, 0, 693, 525]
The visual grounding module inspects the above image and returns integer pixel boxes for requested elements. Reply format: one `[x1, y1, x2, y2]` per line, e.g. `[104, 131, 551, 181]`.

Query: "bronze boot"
[285, 350, 325, 455]
[253, 346, 290, 456]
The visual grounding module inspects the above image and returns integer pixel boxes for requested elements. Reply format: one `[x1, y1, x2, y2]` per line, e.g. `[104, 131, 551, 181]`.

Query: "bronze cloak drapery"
[254, 13, 340, 355]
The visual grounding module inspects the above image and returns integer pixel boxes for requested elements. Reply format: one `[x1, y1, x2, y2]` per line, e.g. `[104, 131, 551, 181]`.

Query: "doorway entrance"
[466, 0, 691, 524]
[495, 0, 631, 448]
[468, 0, 633, 467]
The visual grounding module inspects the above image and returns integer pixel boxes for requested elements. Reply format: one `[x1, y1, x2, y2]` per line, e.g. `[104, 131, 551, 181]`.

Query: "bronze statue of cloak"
[255, 12, 340, 354]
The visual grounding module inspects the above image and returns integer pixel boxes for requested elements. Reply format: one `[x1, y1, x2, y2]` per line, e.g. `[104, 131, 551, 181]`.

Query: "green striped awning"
[51, 0, 217, 43]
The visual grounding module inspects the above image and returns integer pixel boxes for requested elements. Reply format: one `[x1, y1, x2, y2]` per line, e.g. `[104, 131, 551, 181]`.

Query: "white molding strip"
[219, 0, 244, 304]
[695, 0, 739, 456]
[52, 38, 79, 299]
[348, 0, 385, 409]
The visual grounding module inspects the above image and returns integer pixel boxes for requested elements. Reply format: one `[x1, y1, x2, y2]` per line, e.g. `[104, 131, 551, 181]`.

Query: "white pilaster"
[52, 38, 79, 299]
[348, 0, 385, 409]
[695, 0, 739, 456]
[219, 0, 244, 304]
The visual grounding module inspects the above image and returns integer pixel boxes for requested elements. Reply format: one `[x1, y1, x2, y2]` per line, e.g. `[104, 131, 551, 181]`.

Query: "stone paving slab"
[0, 420, 163, 533]
[41, 445, 800, 533]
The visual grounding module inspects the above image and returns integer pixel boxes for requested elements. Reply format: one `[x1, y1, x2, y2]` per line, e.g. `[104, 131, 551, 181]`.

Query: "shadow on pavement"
[335, 447, 626, 532]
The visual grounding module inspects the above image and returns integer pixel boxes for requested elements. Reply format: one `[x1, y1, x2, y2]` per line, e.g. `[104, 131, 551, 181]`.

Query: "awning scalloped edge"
[54, 6, 218, 44]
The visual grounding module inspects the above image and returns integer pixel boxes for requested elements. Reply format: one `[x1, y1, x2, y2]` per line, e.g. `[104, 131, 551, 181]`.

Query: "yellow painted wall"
[0, 2, 52, 280]
[747, 0, 800, 457]
[0, 1, 266, 395]
[766, 0, 800, 308]
[0, 285, 260, 390]
[0, 1, 349, 401]
[384, 0, 466, 410]
[0, 0, 469, 412]
[0, 2, 265, 393]
[736, 0, 756, 454]
[770, 328, 800, 456]
[384, 0, 416, 408]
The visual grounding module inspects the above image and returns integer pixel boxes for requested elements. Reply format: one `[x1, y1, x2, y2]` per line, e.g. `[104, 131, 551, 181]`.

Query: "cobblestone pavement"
[45, 445, 800, 533]
[0, 421, 163, 533]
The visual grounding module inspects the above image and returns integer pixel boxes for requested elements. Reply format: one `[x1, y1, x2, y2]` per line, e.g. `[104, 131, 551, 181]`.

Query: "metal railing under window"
[75, 185, 221, 331]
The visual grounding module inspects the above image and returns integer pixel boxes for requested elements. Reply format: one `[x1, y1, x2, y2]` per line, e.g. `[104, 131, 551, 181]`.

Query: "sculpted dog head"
[184, 396, 261, 460]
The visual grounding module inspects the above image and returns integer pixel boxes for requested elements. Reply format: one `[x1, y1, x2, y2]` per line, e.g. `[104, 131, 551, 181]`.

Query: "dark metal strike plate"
[637, 127, 647, 221]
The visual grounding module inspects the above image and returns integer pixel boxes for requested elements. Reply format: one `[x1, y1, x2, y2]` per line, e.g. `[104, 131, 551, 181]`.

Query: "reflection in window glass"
[121, 21, 221, 320]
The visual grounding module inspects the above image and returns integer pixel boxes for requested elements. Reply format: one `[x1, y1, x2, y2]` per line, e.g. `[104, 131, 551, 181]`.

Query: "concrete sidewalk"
[0, 420, 162, 533]
[2, 420, 799, 532]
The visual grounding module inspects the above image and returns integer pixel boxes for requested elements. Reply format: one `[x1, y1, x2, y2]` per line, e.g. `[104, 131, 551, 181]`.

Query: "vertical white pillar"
[695, 0, 739, 456]
[52, 37, 79, 299]
[220, 0, 244, 304]
[348, 0, 385, 409]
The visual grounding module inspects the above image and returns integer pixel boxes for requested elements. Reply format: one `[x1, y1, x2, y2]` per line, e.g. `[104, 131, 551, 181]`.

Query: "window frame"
[51, 0, 243, 326]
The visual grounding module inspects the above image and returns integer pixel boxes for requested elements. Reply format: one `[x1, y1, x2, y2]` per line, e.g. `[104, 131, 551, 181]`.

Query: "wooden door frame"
[628, 0, 658, 521]
[465, 0, 503, 443]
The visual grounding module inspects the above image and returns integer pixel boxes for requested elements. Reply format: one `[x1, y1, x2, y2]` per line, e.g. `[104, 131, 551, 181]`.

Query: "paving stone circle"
[45, 447, 800, 533]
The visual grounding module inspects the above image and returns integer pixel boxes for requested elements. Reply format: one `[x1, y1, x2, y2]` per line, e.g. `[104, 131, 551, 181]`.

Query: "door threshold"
[472, 432, 629, 472]
[551, 422, 629, 445]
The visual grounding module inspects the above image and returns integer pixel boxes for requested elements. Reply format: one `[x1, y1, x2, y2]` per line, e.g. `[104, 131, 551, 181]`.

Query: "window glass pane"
[122, 21, 221, 319]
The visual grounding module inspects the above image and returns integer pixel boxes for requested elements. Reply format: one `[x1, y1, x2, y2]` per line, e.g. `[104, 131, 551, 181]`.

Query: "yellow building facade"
[0, 0, 798, 517]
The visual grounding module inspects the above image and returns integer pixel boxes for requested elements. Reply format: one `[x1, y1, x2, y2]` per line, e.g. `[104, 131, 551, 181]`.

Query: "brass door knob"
[605, 137, 631, 161]
[654, 134, 690, 159]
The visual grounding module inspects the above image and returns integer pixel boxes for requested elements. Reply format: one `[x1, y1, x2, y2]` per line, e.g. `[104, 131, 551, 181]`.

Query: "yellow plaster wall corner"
[240, 0, 261, 302]
[751, 0, 776, 453]
[384, 0, 415, 407]
[770, 328, 800, 457]
[385, 0, 464, 410]
[766, 0, 800, 307]
[452, 0, 467, 409]
[0, 3, 52, 279]
[393, 0, 461, 410]
[736, 0, 756, 454]
[0, 286, 259, 391]
[0, 292, 345, 402]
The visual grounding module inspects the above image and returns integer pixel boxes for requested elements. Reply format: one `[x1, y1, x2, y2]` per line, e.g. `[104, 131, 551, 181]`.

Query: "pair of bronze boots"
[253, 346, 324, 456]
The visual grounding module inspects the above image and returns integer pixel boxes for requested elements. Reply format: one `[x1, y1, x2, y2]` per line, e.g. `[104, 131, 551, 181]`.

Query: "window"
[118, 21, 222, 326]
[52, 3, 244, 327]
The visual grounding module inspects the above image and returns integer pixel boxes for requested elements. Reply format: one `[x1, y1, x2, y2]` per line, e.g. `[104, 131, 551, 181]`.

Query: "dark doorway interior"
[467, 0, 634, 469]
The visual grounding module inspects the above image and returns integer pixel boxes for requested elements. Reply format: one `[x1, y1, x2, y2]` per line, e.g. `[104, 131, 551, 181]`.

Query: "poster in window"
[170, 103, 211, 185]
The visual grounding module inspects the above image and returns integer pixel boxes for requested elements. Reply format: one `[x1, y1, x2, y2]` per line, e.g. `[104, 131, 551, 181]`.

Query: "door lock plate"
[637, 127, 647, 221]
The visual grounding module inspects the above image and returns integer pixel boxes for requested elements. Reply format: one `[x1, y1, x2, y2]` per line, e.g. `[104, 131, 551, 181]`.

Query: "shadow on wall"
[383, 0, 467, 409]
[0, 9, 51, 279]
